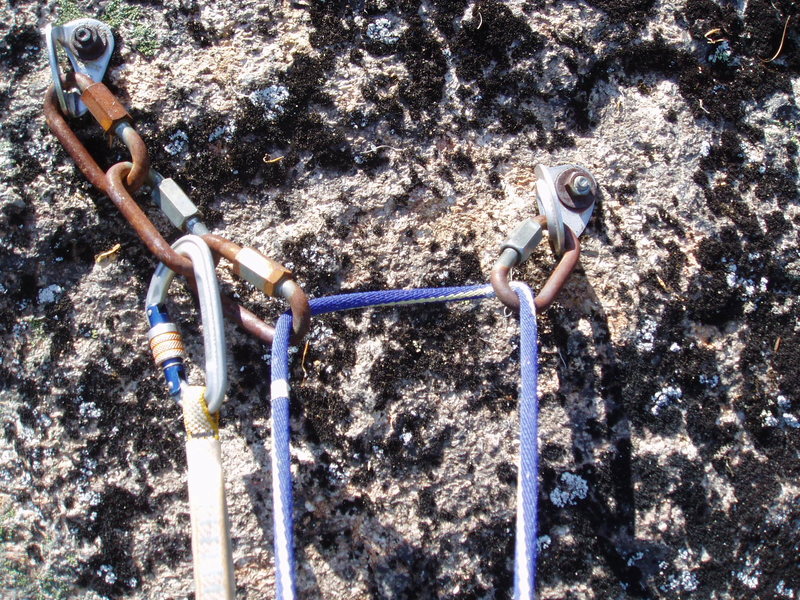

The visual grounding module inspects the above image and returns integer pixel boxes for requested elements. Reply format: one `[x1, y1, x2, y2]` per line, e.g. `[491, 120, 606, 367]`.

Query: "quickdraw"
[145, 234, 235, 599]
[44, 17, 598, 600]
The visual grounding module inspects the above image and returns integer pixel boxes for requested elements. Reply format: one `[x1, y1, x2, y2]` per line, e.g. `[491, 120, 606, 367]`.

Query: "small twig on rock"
[94, 243, 122, 263]
[366, 144, 400, 153]
[761, 15, 792, 63]
[704, 28, 728, 44]
[300, 340, 310, 380]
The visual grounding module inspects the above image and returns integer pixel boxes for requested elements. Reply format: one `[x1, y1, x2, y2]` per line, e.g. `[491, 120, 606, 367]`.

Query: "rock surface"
[1, 1, 799, 599]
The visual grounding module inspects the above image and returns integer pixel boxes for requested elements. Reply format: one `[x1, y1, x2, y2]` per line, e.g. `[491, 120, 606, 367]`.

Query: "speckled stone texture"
[1, 1, 799, 599]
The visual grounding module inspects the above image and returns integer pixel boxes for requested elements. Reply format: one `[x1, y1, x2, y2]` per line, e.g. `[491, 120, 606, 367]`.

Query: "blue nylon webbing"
[270, 283, 539, 600]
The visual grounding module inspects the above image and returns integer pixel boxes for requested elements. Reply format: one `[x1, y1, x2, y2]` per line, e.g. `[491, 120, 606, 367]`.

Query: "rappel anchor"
[492, 164, 598, 312]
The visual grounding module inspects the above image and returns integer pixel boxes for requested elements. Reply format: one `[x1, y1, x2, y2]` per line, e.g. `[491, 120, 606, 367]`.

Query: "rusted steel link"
[107, 164, 194, 276]
[106, 164, 276, 343]
[44, 73, 149, 192]
[204, 234, 311, 342]
[46, 84, 276, 343]
[44, 84, 110, 193]
[491, 222, 581, 313]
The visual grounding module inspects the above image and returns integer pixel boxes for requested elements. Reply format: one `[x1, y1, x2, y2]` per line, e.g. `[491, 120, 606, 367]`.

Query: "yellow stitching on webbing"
[182, 386, 219, 440]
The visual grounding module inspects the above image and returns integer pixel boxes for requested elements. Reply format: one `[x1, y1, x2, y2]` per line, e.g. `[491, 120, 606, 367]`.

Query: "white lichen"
[164, 130, 189, 156]
[537, 535, 552, 551]
[665, 570, 699, 592]
[761, 410, 780, 427]
[549, 472, 589, 507]
[725, 263, 767, 299]
[248, 85, 290, 121]
[627, 551, 644, 566]
[366, 17, 404, 45]
[79, 401, 102, 419]
[97, 564, 117, 585]
[208, 122, 236, 143]
[651, 385, 682, 415]
[734, 555, 762, 589]
[636, 318, 658, 352]
[37, 284, 63, 305]
[699, 373, 720, 388]
[783, 413, 800, 429]
[776, 580, 794, 598]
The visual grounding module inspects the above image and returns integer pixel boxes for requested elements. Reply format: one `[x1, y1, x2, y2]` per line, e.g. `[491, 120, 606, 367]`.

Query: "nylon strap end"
[182, 385, 219, 439]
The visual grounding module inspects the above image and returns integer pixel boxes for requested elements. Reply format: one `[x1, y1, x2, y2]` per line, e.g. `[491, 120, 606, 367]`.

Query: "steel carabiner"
[145, 235, 228, 413]
[491, 164, 597, 312]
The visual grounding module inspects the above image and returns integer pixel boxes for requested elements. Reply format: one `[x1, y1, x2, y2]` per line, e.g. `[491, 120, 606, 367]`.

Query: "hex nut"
[557, 168, 596, 212]
[81, 82, 130, 132]
[152, 178, 200, 230]
[70, 26, 107, 61]
[501, 218, 545, 264]
[233, 248, 292, 297]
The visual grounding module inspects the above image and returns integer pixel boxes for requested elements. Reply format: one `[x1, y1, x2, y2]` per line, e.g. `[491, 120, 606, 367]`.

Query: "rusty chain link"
[44, 73, 309, 344]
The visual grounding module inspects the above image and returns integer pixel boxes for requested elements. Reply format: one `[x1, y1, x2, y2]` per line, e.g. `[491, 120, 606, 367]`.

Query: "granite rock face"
[1, 1, 799, 599]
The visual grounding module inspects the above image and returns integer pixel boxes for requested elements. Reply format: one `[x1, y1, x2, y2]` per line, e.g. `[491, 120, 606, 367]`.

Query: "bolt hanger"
[46, 18, 115, 116]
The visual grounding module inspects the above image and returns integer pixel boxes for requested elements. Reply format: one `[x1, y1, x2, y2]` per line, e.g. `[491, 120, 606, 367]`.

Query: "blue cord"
[270, 284, 539, 600]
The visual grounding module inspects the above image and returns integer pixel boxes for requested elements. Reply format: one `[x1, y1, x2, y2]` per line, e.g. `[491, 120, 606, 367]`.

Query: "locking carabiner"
[491, 164, 597, 312]
[145, 235, 228, 413]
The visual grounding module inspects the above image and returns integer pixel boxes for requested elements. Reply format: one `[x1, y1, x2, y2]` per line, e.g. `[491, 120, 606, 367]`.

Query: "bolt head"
[74, 27, 93, 45]
[572, 175, 592, 195]
[70, 26, 106, 60]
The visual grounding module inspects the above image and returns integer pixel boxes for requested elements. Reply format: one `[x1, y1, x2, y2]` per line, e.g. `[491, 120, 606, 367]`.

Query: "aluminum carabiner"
[491, 164, 597, 312]
[145, 235, 228, 413]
